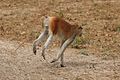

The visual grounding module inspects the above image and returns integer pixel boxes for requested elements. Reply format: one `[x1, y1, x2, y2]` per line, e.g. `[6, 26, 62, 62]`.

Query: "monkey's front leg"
[33, 30, 48, 55]
[41, 35, 53, 60]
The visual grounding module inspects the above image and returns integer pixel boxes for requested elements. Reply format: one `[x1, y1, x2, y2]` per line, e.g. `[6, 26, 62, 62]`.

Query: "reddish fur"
[50, 17, 59, 35]
[59, 19, 75, 38]
[50, 17, 77, 38]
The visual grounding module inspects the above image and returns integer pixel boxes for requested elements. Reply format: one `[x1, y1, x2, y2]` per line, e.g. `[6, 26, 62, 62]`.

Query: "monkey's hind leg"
[51, 35, 76, 67]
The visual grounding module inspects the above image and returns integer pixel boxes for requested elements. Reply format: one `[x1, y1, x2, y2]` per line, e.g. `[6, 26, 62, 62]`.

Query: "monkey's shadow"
[48, 60, 91, 68]
[65, 61, 91, 68]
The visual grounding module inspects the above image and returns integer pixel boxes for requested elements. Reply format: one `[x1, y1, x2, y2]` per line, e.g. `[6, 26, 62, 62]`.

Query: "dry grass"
[0, 0, 120, 55]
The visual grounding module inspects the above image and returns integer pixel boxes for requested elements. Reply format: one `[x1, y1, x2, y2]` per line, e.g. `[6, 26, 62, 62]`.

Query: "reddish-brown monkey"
[33, 16, 83, 67]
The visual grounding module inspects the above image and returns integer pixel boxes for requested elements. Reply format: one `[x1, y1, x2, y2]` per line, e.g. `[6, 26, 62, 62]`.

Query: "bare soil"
[0, 39, 120, 80]
[0, 0, 120, 80]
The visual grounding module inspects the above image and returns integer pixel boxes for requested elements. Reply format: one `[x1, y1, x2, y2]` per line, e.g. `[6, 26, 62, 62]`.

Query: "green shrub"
[71, 36, 87, 49]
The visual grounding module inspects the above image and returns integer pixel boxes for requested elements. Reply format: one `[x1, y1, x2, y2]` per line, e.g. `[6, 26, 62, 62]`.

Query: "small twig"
[14, 40, 26, 52]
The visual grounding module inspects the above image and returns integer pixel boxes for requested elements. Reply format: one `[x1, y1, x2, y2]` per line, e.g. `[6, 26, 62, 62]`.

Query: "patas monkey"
[33, 16, 83, 67]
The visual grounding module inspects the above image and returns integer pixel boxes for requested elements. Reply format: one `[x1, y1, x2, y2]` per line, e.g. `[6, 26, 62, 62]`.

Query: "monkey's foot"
[41, 53, 46, 60]
[33, 47, 36, 55]
[50, 59, 57, 63]
[41, 49, 46, 60]
[60, 64, 66, 67]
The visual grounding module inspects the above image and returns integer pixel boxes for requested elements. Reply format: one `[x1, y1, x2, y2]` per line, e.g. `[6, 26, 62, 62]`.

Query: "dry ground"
[0, 0, 120, 80]
[0, 39, 120, 80]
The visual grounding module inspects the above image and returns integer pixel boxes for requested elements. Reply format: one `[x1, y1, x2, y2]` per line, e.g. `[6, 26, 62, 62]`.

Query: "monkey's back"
[49, 17, 77, 39]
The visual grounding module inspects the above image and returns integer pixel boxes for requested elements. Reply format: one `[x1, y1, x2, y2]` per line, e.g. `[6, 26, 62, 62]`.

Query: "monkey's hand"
[33, 46, 37, 55]
[41, 48, 46, 60]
